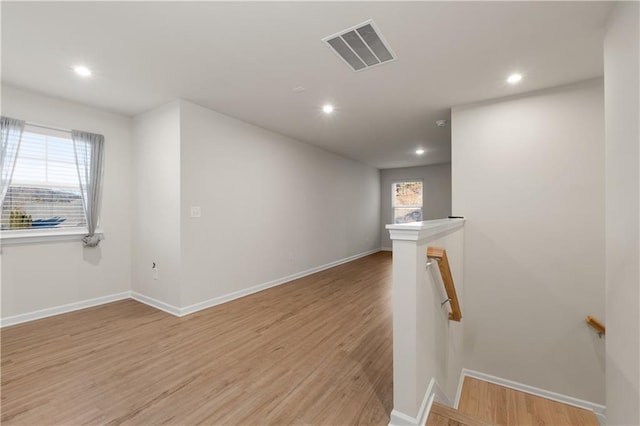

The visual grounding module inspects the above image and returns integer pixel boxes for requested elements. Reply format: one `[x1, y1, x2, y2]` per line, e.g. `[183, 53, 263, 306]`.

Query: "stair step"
[457, 376, 600, 426]
[427, 402, 494, 426]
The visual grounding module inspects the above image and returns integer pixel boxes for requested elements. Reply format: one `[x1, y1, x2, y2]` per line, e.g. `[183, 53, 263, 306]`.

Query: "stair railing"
[427, 246, 462, 322]
[585, 315, 605, 337]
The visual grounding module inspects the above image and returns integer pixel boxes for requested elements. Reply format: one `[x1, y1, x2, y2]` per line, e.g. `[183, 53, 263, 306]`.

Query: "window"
[392, 181, 423, 224]
[1, 125, 86, 231]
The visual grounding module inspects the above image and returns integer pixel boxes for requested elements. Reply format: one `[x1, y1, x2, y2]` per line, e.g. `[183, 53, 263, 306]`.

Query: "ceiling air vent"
[322, 20, 397, 72]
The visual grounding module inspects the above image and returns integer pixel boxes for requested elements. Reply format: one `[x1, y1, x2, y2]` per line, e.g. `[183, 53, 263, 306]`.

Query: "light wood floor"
[427, 403, 492, 426]
[1, 252, 393, 425]
[457, 377, 599, 425]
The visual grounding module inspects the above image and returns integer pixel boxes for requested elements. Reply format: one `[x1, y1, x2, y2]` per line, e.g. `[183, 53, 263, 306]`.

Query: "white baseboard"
[456, 369, 606, 425]
[2, 249, 382, 326]
[0, 291, 131, 327]
[179, 248, 381, 316]
[381, 246, 392, 252]
[389, 378, 450, 426]
[453, 367, 466, 410]
[130, 292, 182, 317]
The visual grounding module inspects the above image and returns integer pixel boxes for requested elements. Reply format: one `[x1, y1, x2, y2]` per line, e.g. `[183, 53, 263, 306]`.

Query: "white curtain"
[1, 116, 25, 206]
[72, 130, 104, 247]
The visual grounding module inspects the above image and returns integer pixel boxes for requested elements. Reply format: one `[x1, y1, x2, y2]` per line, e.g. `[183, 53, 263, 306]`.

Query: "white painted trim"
[381, 246, 393, 251]
[0, 228, 104, 245]
[453, 368, 466, 409]
[389, 409, 420, 426]
[424, 378, 451, 422]
[130, 292, 182, 317]
[0, 291, 130, 327]
[386, 218, 465, 242]
[389, 378, 450, 426]
[458, 369, 607, 425]
[180, 248, 381, 316]
[2, 249, 381, 325]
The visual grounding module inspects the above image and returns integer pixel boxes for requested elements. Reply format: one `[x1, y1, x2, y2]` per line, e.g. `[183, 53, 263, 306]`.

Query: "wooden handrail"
[427, 246, 462, 322]
[586, 316, 605, 336]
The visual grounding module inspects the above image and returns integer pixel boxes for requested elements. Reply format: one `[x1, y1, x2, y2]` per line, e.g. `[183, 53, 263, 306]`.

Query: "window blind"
[1, 124, 87, 230]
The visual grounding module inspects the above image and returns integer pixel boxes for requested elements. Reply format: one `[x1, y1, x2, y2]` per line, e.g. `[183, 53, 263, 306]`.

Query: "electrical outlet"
[190, 206, 201, 218]
[152, 262, 159, 280]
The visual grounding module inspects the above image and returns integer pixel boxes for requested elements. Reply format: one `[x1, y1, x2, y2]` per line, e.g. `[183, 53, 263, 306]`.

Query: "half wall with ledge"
[385, 218, 465, 426]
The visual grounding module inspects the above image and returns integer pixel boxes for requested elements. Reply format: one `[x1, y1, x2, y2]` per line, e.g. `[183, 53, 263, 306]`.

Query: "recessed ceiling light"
[73, 65, 92, 77]
[507, 73, 522, 84]
[322, 104, 335, 114]
[415, 149, 425, 155]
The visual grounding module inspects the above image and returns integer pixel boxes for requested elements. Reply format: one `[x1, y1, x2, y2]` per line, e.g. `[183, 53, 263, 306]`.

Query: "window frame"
[391, 179, 424, 224]
[0, 123, 103, 245]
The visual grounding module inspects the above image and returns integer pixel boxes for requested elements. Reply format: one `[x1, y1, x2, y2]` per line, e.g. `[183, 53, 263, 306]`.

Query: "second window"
[392, 180, 423, 224]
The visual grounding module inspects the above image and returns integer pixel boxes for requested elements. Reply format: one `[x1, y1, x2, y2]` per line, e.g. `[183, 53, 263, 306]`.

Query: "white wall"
[452, 80, 605, 403]
[1, 91, 380, 319]
[0, 85, 132, 318]
[131, 101, 182, 307]
[179, 101, 380, 307]
[380, 164, 451, 249]
[604, 2, 640, 423]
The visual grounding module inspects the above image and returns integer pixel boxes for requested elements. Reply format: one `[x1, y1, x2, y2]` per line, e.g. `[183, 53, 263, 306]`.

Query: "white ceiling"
[1, 1, 612, 169]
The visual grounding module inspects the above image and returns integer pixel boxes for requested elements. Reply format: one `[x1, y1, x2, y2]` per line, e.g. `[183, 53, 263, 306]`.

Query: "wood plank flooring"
[1, 251, 393, 425]
[427, 402, 492, 426]
[457, 377, 599, 426]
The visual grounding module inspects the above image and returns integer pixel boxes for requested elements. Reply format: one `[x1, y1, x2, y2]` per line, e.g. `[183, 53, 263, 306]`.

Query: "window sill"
[0, 228, 104, 245]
